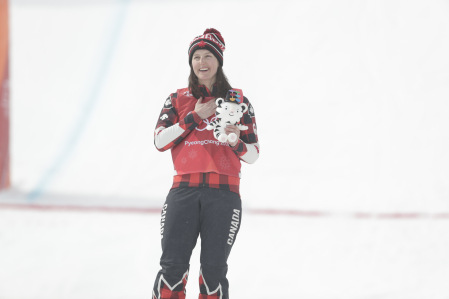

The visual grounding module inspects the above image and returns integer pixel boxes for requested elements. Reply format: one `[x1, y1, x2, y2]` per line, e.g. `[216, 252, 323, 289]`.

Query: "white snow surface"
[1, 0, 449, 298]
[1, 209, 449, 299]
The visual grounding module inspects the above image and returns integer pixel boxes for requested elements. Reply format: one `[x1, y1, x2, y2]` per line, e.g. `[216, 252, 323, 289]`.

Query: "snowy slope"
[1, 1, 449, 298]
[7, 0, 449, 211]
[1, 208, 449, 299]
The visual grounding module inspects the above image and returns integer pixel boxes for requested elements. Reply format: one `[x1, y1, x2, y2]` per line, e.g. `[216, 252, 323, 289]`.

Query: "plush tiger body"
[207, 90, 248, 143]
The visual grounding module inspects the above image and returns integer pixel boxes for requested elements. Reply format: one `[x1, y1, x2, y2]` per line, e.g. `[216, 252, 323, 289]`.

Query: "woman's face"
[191, 49, 219, 87]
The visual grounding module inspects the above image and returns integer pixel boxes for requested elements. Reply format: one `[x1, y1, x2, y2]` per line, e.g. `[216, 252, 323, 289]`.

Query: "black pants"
[153, 187, 242, 299]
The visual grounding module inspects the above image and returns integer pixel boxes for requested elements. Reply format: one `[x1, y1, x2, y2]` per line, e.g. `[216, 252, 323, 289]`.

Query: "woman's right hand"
[195, 97, 217, 120]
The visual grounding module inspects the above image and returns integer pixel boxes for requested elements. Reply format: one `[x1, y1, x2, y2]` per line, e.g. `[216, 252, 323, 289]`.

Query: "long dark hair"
[188, 66, 232, 99]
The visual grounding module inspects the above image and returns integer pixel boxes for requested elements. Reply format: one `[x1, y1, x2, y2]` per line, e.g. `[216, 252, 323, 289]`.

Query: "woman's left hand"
[225, 125, 240, 147]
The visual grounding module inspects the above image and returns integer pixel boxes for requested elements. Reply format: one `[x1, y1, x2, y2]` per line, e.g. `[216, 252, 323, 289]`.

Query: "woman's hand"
[194, 97, 217, 120]
[225, 125, 241, 147]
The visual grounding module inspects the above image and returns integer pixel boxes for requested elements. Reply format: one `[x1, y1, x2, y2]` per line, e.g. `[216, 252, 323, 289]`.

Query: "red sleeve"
[154, 93, 202, 152]
[231, 96, 260, 163]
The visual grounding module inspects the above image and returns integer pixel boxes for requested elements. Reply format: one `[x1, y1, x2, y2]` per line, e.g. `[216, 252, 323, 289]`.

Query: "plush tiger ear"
[240, 103, 248, 113]
[216, 98, 224, 106]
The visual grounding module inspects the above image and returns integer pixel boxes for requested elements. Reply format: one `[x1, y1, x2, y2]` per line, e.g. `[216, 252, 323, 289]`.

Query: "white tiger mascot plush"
[207, 89, 248, 143]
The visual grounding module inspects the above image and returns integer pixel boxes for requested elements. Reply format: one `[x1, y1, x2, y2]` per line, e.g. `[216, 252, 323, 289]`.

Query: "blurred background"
[1, 0, 449, 298]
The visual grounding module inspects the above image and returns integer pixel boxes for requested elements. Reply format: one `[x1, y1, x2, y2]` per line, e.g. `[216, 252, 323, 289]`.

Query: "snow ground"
[1, 208, 449, 299]
[2, 0, 449, 298]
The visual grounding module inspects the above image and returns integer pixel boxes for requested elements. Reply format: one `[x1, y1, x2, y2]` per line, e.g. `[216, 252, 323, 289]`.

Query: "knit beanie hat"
[188, 28, 226, 66]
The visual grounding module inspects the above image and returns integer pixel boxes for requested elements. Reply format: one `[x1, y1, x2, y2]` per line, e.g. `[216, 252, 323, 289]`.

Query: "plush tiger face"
[215, 98, 248, 125]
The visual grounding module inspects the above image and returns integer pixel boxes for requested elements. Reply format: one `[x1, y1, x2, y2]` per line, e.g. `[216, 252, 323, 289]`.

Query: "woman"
[153, 28, 259, 299]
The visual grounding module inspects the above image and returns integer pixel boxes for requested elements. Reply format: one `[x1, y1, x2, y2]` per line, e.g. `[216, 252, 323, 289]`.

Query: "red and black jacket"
[154, 85, 259, 194]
